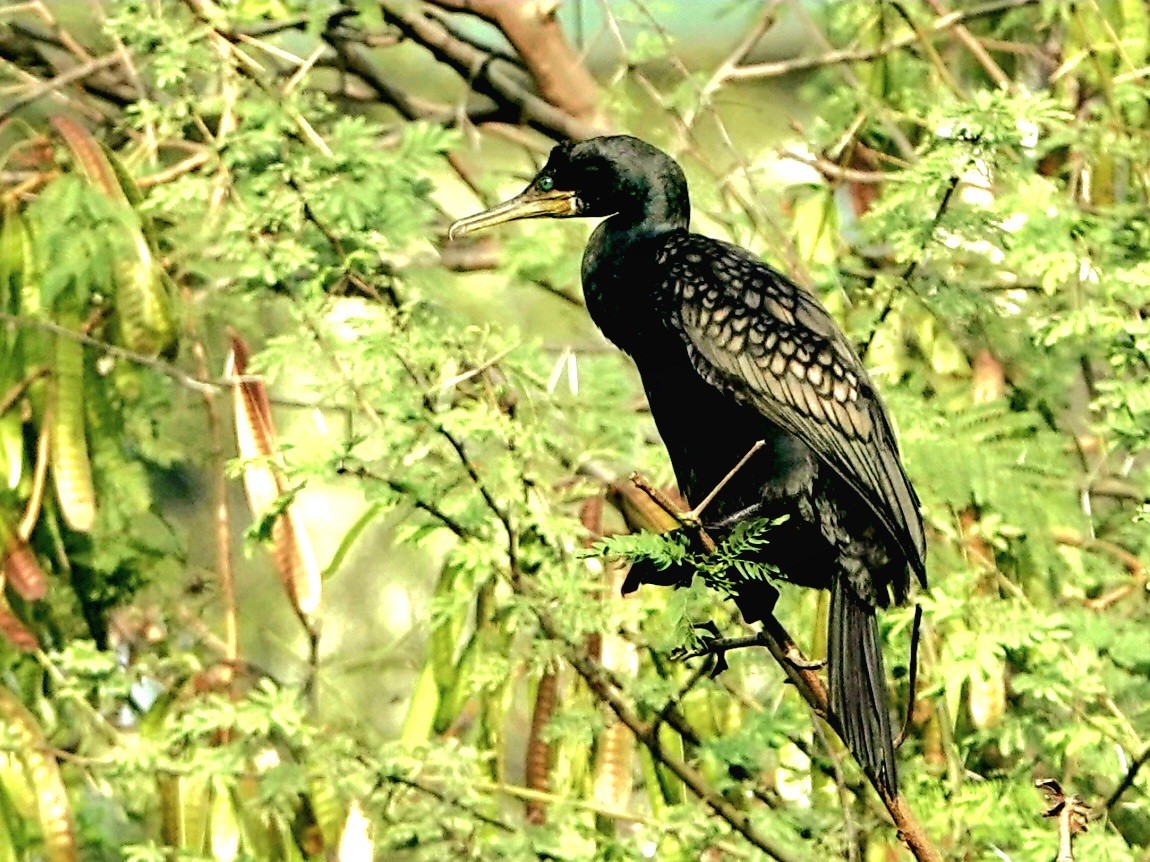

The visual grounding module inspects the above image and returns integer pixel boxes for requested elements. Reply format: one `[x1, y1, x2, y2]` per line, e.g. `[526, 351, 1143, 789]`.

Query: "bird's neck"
[590, 187, 689, 264]
[581, 177, 689, 349]
[582, 220, 683, 353]
[623, 177, 690, 235]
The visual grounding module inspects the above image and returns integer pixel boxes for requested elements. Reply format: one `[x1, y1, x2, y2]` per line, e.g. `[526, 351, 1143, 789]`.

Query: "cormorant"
[449, 135, 926, 798]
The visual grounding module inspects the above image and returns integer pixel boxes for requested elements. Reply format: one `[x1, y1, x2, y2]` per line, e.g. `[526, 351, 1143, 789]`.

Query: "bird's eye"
[538, 176, 554, 191]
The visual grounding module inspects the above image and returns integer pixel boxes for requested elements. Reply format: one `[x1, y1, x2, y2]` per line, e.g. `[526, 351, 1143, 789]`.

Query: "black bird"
[449, 135, 926, 798]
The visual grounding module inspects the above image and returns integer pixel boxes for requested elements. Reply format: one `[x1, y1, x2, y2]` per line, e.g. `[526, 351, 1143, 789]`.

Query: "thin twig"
[376, 0, 599, 142]
[0, 312, 221, 392]
[729, 0, 1041, 81]
[1036, 779, 1089, 862]
[0, 53, 121, 124]
[136, 150, 212, 188]
[1102, 745, 1150, 813]
[0, 365, 47, 416]
[922, 0, 1013, 89]
[528, 603, 805, 862]
[189, 329, 238, 683]
[686, 440, 765, 523]
[860, 171, 963, 358]
[810, 708, 861, 862]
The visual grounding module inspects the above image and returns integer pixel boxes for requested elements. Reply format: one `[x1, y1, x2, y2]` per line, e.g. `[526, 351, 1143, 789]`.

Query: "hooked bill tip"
[447, 213, 483, 242]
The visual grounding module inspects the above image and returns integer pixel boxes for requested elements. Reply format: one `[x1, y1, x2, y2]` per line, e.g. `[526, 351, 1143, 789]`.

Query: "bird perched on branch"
[449, 135, 926, 798]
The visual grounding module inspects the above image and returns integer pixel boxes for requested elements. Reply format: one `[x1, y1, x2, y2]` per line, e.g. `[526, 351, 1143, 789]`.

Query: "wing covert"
[660, 234, 926, 579]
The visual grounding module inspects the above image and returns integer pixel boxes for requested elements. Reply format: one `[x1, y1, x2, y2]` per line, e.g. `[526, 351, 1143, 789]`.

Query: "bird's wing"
[660, 233, 926, 581]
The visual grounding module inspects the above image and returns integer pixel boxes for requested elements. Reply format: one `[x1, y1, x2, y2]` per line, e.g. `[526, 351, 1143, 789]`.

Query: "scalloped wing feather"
[662, 233, 926, 584]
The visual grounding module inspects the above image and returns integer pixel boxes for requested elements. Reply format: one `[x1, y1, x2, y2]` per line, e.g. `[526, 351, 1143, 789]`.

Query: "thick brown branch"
[427, 0, 603, 128]
[378, 0, 602, 141]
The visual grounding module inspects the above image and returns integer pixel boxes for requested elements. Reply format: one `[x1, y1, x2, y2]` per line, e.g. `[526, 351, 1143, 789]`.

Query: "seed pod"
[0, 687, 76, 860]
[50, 326, 95, 532]
[226, 332, 320, 623]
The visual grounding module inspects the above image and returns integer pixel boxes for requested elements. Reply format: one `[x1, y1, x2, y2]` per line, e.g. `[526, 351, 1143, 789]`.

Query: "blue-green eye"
[538, 176, 554, 191]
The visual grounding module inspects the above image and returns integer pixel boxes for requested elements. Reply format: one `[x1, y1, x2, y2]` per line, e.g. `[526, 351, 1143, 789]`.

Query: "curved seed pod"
[0, 208, 27, 491]
[208, 778, 240, 862]
[50, 327, 95, 532]
[0, 687, 76, 861]
[113, 244, 177, 358]
[591, 566, 637, 813]
[49, 117, 125, 202]
[435, 629, 479, 736]
[158, 773, 211, 850]
[592, 720, 634, 813]
[0, 514, 46, 601]
[101, 141, 161, 247]
[524, 670, 557, 824]
[226, 332, 320, 623]
[0, 205, 25, 340]
[0, 413, 22, 494]
[307, 769, 343, 851]
[50, 117, 176, 359]
[0, 594, 39, 651]
[400, 664, 439, 745]
[428, 564, 461, 693]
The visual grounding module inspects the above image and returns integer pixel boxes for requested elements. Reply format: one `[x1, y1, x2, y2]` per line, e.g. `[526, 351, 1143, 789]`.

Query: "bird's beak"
[448, 189, 579, 240]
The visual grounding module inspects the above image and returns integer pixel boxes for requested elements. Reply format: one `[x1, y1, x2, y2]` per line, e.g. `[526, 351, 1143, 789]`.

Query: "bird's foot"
[672, 623, 771, 678]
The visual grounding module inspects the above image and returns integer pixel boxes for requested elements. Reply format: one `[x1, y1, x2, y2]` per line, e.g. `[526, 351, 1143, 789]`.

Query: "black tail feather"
[829, 576, 898, 798]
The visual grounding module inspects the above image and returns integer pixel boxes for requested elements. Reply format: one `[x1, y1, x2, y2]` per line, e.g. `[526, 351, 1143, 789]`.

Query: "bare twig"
[810, 708, 860, 862]
[685, 440, 766, 523]
[190, 322, 238, 683]
[527, 602, 805, 862]
[1102, 745, 1150, 813]
[626, 471, 940, 859]
[680, 0, 779, 133]
[922, 0, 1013, 89]
[730, 0, 1041, 81]
[628, 475, 942, 862]
[0, 365, 47, 417]
[860, 170, 963, 358]
[135, 149, 212, 188]
[323, 32, 490, 202]
[0, 52, 121, 124]
[0, 312, 220, 392]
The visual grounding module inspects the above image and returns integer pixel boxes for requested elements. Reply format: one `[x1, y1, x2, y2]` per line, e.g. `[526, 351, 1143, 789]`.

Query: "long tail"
[829, 575, 898, 798]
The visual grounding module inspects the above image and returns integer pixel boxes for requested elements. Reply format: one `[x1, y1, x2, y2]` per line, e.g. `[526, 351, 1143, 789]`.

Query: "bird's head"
[448, 135, 689, 240]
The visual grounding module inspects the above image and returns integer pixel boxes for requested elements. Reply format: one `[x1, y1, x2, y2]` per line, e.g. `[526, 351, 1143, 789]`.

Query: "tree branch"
[620, 472, 942, 862]
[0, 52, 122, 124]
[1102, 745, 1150, 813]
[525, 597, 805, 862]
[426, 0, 603, 129]
[377, 0, 602, 142]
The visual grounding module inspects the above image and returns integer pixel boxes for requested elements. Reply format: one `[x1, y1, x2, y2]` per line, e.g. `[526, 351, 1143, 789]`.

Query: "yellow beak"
[448, 189, 579, 240]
